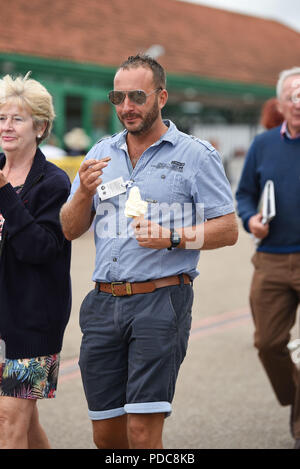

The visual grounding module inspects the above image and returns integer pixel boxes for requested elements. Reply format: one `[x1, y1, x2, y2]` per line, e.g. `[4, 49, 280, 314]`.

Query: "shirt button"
[113, 257, 117, 262]
[161, 174, 166, 179]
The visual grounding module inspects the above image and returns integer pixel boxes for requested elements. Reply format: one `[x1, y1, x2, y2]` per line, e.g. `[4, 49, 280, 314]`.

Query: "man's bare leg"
[127, 413, 165, 449]
[92, 414, 129, 449]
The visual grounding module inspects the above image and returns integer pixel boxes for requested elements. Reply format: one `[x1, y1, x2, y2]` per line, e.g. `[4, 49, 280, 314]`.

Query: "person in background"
[260, 97, 284, 130]
[41, 133, 66, 159]
[0, 73, 72, 449]
[236, 67, 300, 449]
[60, 54, 238, 449]
[64, 127, 91, 156]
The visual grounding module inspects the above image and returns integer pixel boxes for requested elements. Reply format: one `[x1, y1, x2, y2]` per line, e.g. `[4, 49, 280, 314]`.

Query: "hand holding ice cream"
[126, 186, 175, 249]
[124, 186, 148, 218]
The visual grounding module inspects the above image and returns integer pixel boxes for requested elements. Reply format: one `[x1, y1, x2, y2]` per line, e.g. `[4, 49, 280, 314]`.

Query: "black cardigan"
[0, 148, 72, 359]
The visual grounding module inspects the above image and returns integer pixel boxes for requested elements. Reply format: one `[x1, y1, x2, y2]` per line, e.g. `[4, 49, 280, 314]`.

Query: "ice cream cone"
[132, 214, 145, 228]
[124, 186, 148, 218]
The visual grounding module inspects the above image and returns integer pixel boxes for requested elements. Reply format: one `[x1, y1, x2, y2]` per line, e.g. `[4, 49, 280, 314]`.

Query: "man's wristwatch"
[167, 229, 181, 250]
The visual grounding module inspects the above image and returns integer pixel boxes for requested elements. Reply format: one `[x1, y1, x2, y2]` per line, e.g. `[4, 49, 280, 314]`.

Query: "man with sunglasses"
[60, 54, 238, 449]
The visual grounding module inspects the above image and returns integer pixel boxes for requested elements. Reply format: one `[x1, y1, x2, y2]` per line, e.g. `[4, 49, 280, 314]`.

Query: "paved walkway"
[38, 226, 299, 449]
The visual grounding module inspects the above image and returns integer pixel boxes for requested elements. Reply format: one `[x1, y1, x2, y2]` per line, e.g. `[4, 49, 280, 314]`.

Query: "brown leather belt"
[95, 274, 191, 297]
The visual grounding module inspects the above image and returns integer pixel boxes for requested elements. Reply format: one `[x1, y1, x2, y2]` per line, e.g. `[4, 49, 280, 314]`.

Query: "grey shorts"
[78, 279, 193, 420]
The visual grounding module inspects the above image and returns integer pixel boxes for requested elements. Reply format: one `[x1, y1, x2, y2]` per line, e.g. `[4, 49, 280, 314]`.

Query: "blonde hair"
[0, 72, 55, 144]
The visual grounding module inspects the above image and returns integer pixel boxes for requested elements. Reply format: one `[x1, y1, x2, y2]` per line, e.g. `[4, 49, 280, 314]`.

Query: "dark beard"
[119, 99, 160, 136]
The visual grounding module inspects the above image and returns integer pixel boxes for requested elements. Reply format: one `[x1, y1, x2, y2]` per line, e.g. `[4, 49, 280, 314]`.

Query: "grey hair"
[276, 67, 300, 98]
[0, 72, 55, 145]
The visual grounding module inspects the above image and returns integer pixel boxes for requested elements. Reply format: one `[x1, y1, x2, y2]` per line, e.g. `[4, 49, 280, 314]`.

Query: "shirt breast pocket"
[145, 165, 191, 205]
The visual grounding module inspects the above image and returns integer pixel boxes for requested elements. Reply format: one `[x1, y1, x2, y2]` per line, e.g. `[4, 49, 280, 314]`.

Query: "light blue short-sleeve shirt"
[68, 120, 234, 282]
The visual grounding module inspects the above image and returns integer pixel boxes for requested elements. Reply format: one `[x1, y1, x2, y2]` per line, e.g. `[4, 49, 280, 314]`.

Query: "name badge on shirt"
[97, 177, 127, 201]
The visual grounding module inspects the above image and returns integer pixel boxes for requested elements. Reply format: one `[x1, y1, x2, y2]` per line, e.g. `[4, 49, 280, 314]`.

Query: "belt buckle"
[111, 282, 123, 296]
[111, 282, 132, 296]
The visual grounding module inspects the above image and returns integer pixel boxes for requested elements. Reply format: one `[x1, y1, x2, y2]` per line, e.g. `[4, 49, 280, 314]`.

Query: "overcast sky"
[178, 0, 300, 32]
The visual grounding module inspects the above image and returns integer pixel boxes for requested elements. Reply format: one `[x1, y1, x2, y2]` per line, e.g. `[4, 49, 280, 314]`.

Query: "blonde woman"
[0, 73, 71, 449]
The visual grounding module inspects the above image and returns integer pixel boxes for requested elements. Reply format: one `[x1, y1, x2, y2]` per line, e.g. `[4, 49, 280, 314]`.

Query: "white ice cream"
[124, 186, 148, 218]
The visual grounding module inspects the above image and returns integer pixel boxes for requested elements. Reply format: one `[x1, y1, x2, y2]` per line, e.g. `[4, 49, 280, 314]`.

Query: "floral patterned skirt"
[0, 354, 60, 399]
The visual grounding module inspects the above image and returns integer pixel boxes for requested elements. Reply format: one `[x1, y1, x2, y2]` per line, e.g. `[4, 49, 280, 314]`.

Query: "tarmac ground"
[38, 225, 300, 450]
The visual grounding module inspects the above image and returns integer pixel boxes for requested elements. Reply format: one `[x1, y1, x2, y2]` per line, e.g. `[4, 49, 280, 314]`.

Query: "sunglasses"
[108, 88, 162, 106]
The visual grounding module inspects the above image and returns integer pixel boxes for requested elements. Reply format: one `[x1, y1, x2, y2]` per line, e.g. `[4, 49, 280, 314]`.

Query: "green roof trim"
[167, 73, 275, 98]
[0, 52, 115, 90]
[0, 52, 275, 99]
